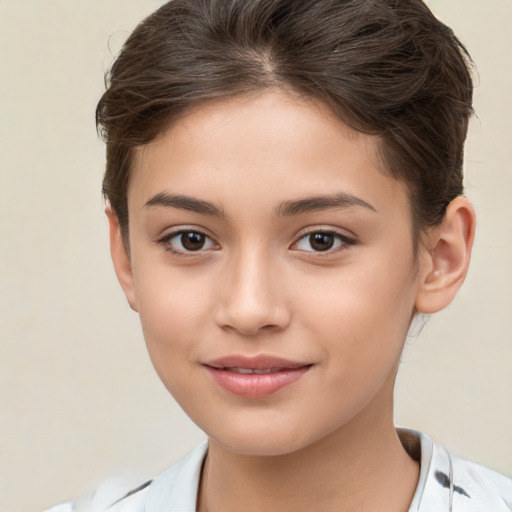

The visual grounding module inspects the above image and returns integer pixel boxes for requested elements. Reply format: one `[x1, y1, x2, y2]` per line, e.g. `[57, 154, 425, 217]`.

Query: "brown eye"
[161, 230, 217, 253]
[293, 230, 354, 253]
[309, 232, 335, 251]
[181, 231, 206, 251]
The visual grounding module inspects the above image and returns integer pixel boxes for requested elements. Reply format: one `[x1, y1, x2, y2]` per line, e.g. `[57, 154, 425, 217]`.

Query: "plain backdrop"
[0, 1, 511, 511]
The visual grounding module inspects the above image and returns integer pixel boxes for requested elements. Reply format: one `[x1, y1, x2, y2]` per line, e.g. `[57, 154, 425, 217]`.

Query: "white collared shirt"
[46, 430, 512, 512]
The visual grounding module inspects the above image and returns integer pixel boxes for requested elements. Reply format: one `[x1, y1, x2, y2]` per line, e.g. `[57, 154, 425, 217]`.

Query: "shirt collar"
[145, 442, 208, 512]
[143, 431, 510, 512]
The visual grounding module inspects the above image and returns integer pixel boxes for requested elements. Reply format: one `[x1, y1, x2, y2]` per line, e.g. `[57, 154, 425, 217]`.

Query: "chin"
[201, 417, 327, 457]
[214, 434, 308, 457]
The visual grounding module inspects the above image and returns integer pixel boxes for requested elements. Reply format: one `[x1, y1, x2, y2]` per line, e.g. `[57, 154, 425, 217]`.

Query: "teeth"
[226, 368, 283, 374]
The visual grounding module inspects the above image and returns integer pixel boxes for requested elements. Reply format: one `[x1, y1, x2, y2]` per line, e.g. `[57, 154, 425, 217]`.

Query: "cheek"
[132, 268, 212, 379]
[292, 263, 416, 427]
[302, 253, 417, 365]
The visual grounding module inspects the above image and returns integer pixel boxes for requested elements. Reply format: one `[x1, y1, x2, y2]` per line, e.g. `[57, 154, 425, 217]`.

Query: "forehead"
[129, 91, 410, 221]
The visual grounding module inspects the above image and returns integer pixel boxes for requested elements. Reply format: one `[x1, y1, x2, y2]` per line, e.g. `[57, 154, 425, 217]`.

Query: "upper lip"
[203, 355, 311, 370]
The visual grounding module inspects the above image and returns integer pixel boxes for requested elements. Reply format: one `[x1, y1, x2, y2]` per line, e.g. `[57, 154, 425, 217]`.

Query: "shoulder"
[42, 443, 208, 512]
[406, 429, 512, 512]
[449, 453, 512, 510]
[42, 478, 151, 512]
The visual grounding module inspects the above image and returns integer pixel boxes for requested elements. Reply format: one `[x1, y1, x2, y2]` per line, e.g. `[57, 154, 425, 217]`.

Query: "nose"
[214, 249, 291, 336]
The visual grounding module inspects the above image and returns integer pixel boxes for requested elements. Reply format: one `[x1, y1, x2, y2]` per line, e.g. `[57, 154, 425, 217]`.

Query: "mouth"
[203, 355, 313, 398]
[215, 367, 291, 374]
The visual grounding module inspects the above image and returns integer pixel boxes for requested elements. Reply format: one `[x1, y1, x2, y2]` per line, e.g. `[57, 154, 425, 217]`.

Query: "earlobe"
[105, 207, 138, 312]
[415, 196, 476, 314]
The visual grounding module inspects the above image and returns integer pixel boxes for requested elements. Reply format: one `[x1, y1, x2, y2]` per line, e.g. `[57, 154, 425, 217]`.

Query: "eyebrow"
[277, 193, 377, 216]
[143, 191, 376, 217]
[144, 192, 225, 216]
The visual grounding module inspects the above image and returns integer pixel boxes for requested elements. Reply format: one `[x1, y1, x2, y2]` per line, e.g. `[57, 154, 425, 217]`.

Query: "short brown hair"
[96, 0, 474, 243]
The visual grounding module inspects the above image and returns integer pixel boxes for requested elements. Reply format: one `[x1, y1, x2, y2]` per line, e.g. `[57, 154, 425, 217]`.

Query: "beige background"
[0, 1, 511, 511]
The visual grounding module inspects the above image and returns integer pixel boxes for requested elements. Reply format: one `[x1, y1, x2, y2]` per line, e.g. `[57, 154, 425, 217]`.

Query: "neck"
[197, 382, 419, 512]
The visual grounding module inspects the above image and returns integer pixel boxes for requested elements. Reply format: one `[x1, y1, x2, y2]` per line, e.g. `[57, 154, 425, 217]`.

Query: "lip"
[203, 355, 312, 398]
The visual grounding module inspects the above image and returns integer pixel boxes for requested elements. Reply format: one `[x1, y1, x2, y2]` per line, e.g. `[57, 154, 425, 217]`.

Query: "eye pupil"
[310, 232, 334, 251]
[181, 232, 205, 251]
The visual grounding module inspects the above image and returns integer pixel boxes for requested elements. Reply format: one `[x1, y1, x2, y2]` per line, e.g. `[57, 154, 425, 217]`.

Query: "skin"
[108, 90, 475, 512]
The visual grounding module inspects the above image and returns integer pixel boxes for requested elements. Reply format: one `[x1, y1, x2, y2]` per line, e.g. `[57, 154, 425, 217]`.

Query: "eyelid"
[157, 226, 220, 255]
[290, 227, 357, 254]
[156, 225, 355, 256]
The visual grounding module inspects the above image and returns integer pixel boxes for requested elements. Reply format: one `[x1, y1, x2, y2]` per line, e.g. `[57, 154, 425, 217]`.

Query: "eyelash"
[157, 229, 356, 256]
[292, 230, 356, 256]
[157, 229, 218, 256]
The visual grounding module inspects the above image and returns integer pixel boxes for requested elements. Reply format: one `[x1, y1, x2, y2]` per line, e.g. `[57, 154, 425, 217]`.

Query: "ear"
[106, 207, 138, 312]
[415, 196, 476, 314]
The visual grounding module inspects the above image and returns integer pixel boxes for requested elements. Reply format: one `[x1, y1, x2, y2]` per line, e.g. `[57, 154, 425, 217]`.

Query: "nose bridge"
[215, 242, 289, 335]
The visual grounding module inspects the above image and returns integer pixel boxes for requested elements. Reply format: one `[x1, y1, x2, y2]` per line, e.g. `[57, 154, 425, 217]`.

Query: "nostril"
[220, 321, 282, 337]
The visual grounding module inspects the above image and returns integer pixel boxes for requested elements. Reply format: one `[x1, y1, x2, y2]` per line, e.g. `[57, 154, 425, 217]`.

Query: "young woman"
[47, 0, 511, 510]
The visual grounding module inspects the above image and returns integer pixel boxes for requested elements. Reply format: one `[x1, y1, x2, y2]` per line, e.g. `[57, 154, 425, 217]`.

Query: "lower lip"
[204, 366, 311, 398]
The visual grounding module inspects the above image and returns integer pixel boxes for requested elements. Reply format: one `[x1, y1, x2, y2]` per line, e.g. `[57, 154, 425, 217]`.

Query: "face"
[117, 91, 425, 456]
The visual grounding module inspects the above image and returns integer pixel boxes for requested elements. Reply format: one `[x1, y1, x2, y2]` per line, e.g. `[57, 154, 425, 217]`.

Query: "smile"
[221, 367, 287, 374]
[203, 355, 312, 398]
